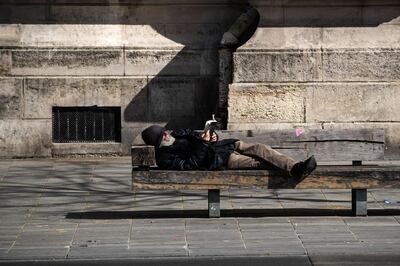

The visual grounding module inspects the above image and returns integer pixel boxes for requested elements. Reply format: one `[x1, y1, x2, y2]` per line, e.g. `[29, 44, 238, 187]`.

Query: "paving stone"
[73, 226, 130, 246]
[310, 254, 400, 266]
[294, 225, 350, 233]
[290, 217, 346, 226]
[188, 247, 248, 257]
[0, 239, 14, 249]
[13, 230, 75, 248]
[68, 245, 186, 259]
[4, 247, 68, 260]
[23, 223, 77, 232]
[344, 217, 399, 225]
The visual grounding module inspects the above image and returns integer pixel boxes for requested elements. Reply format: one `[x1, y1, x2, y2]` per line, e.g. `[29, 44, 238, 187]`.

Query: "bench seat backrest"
[132, 128, 385, 167]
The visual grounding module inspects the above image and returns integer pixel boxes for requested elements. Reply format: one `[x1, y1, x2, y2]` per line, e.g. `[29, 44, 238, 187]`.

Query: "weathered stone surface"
[120, 79, 149, 125]
[322, 26, 400, 49]
[0, 25, 21, 47]
[256, 6, 284, 26]
[51, 4, 241, 25]
[239, 26, 400, 51]
[284, 6, 362, 26]
[232, 51, 322, 83]
[0, 5, 46, 23]
[362, 6, 400, 25]
[148, 77, 196, 122]
[121, 76, 215, 128]
[11, 49, 124, 76]
[0, 78, 22, 119]
[163, 23, 223, 49]
[322, 49, 400, 81]
[306, 83, 400, 122]
[21, 24, 125, 47]
[238, 28, 322, 50]
[124, 25, 179, 48]
[0, 120, 51, 158]
[125, 49, 217, 76]
[228, 83, 305, 123]
[52, 143, 122, 156]
[24, 78, 125, 119]
[0, 23, 223, 49]
[0, 50, 11, 75]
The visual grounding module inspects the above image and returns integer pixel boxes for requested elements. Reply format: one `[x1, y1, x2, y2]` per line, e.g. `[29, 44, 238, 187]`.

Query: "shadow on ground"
[66, 208, 400, 220]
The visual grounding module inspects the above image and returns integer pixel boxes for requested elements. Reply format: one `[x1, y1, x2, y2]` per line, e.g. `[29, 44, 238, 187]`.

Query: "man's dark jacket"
[155, 129, 238, 170]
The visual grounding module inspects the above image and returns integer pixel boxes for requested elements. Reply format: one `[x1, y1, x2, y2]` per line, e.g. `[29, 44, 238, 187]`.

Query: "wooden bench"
[132, 128, 400, 218]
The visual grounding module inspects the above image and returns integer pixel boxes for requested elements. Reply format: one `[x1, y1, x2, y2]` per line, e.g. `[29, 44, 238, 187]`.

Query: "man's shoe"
[290, 155, 317, 181]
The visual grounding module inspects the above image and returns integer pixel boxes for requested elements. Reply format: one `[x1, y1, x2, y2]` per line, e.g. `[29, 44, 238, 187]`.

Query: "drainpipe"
[218, 6, 260, 129]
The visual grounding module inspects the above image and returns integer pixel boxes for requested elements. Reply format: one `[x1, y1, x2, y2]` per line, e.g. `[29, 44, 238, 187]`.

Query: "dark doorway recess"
[52, 106, 121, 143]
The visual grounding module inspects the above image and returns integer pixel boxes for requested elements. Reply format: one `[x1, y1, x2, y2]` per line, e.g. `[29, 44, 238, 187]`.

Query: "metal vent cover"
[52, 107, 121, 143]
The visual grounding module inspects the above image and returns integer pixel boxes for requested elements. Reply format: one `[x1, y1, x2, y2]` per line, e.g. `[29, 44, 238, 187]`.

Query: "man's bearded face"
[159, 131, 175, 147]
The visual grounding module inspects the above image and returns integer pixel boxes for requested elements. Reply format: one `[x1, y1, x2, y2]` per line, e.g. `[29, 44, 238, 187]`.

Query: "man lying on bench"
[141, 125, 317, 182]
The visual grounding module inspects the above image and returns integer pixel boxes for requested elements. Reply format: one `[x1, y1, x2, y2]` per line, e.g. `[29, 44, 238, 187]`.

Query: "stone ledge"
[51, 143, 123, 157]
[233, 49, 400, 82]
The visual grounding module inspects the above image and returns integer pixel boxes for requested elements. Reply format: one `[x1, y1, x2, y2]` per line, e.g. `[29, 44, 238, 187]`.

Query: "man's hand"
[201, 130, 218, 142]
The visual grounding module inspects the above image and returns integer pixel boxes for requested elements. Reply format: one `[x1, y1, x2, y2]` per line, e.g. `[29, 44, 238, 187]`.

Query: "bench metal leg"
[352, 189, 367, 216]
[208, 189, 220, 218]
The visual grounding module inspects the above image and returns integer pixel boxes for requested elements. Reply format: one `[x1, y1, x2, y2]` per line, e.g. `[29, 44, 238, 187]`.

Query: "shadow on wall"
[0, 1, 247, 129]
[1, 1, 399, 130]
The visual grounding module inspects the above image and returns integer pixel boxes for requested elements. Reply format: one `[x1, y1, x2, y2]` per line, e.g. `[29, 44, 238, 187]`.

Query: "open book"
[204, 114, 221, 136]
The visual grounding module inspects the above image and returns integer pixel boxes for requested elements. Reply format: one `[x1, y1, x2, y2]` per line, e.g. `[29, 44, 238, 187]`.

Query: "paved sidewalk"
[0, 158, 400, 265]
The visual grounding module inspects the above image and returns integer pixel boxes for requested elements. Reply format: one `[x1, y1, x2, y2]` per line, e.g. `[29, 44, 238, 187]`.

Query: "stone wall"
[1, 0, 399, 158]
[228, 0, 400, 159]
[0, 1, 244, 157]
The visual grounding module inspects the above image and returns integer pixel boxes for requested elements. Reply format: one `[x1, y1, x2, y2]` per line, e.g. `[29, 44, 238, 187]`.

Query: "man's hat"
[141, 125, 165, 147]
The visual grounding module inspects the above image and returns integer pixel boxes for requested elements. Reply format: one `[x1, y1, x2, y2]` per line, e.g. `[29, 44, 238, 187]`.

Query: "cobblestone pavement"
[0, 158, 400, 265]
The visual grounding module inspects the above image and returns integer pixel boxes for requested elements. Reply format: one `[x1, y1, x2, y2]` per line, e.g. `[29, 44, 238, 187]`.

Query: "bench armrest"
[131, 145, 156, 167]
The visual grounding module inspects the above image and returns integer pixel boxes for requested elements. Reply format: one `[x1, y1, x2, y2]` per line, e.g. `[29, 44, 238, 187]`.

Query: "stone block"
[18, 24, 124, 47]
[121, 127, 143, 155]
[256, 6, 284, 26]
[121, 76, 215, 128]
[0, 25, 21, 47]
[24, 78, 126, 119]
[306, 83, 400, 122]
[125, 49, 217, 76]
[11, 49, 124, 76]
[238, 28, 322, 50]
[228, 83, 305, 123]
[0, 5, 46, 23]
[120, 79, 149, 125]
[0, 120, 51, 158]
[0, 50, 11, 75]
[124, 25, 178, 48]
[149, 77, 196, 123]
[51, 3, 241, 24]
[164, 23, 223, 49]
[0, 78, 22, 119]
[232, 51, 322, 82]
[362, 6, 400, 25]
[284, 6, 362, 26]
[322, 50, 400, 81]
[322, 26, 400, 49]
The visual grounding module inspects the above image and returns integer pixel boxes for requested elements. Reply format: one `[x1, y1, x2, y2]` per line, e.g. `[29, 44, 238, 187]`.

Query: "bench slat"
[219, 128, 384, 143]
[132, 166, 400, 190]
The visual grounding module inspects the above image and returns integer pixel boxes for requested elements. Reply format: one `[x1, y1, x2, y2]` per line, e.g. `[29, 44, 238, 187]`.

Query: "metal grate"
[52, 107, 121, 143]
